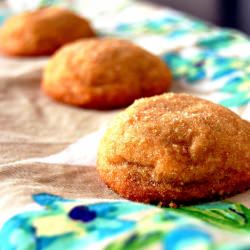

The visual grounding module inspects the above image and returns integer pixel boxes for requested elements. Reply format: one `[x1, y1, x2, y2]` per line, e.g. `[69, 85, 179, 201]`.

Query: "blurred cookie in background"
[42, 38, 172, 109]
[0, 7, 96, 56]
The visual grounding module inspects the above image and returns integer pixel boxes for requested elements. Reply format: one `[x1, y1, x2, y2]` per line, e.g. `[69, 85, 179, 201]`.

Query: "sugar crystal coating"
[97, 93, 250, 205]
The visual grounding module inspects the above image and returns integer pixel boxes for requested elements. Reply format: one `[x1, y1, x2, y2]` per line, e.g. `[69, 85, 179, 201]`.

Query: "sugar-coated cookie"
[97, 93, 250, 205]
[0, 7, 95, 56]
[42, 38, 172, 109]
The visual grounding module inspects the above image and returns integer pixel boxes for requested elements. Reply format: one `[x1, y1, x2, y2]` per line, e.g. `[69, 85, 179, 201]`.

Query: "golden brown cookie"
[42, 38, 172, 109]
[0, 7, 95, 56]
[97, 93, 250, 205]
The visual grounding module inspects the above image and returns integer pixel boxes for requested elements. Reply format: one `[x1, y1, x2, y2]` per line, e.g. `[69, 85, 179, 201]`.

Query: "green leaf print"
[176, 202, 250, 232]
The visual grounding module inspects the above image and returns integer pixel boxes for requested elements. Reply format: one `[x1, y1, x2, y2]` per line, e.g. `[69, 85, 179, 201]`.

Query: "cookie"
[42, 38, 172, 109]
[97, 93, 250, 205]
[0, 7, 96, 56]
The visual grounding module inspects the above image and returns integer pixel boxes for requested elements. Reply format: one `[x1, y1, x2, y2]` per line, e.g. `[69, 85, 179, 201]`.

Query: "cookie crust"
[97, 93, 250, 204]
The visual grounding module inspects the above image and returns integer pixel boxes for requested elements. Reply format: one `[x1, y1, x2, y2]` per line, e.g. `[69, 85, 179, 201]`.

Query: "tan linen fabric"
[0, 56, 119, 217]
[0, 58, 117, 150]
[0, 163, 119, 223]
